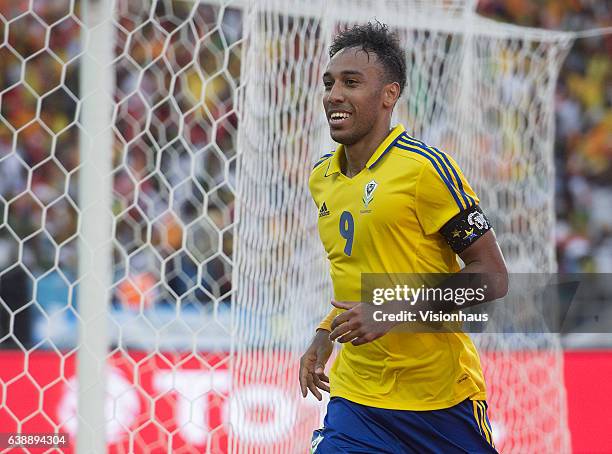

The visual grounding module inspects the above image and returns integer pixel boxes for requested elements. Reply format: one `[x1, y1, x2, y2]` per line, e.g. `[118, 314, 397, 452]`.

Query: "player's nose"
[327, 81, 345, 104]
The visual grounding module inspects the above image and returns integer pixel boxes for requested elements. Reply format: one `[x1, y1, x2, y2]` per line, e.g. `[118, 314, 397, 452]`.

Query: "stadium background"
[0, 0, 610, 452]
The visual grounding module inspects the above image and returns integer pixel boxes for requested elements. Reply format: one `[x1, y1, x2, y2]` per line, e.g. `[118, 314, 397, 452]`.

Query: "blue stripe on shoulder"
[395, 141, 465, 210]
[431, 145, 475, 208]
[313, 153, 334, 170]
[397, 133, 474, 209]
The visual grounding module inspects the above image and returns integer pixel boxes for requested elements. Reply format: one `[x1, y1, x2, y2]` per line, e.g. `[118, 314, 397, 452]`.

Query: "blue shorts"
[311, 397, 497, 453]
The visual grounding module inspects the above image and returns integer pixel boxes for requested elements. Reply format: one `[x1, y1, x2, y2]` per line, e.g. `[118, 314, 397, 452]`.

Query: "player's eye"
[323, 80, 333, 90]
[345, 79, 358, 86]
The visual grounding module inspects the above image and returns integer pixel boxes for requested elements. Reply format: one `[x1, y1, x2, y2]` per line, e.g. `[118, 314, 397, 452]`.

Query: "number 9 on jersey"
[339, 211, 354, 256]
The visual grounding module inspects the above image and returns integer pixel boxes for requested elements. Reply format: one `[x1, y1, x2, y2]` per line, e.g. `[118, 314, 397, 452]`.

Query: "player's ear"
[382, 81, 400, 108]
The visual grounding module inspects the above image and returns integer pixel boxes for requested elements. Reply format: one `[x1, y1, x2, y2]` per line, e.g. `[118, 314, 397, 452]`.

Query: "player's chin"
[329, 127, 356, 145]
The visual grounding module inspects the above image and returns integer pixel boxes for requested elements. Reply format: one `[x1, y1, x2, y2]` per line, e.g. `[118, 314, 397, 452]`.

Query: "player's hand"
[299, 329, 333, 400]
[329, 300, 397, 346]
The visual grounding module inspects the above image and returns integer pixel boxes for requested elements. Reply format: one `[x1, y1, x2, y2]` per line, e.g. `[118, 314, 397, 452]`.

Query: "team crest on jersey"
[318, 202, 330, 217]
[362, 180, 378, 208]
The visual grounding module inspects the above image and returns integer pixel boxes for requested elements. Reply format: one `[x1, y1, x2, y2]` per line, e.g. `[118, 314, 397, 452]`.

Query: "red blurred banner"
[0, 350, 610, 453]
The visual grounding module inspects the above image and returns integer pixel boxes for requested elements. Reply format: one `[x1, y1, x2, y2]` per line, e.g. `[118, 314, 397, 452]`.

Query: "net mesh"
[0, 0, 573, 452]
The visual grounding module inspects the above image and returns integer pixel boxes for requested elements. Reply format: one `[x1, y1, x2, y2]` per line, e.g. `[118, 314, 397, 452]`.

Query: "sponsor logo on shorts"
[311, 430, 324, 453]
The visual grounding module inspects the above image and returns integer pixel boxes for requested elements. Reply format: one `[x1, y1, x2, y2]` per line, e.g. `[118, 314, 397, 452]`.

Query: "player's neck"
[343, 121, 392, 178]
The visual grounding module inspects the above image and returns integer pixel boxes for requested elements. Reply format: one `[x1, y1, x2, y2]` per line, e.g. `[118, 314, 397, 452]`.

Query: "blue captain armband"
[440, 205, 491, 253]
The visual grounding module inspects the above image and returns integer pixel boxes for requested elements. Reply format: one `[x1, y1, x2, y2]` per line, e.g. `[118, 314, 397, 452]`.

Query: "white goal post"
[0, 0, 574, 452]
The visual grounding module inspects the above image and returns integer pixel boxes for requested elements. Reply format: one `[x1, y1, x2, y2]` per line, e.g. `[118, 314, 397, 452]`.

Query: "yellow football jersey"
[309, 124, 487, 411]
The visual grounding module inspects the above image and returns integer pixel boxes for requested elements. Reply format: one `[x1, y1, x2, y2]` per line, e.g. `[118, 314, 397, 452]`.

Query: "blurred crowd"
[478, 0, 612, 273]
[0, 0, 610, 347]
[0, 1, 240, 346]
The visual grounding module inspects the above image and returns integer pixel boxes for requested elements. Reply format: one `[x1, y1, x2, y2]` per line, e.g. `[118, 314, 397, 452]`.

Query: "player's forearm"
[411, 228, 509, 313]
[413, 261, 508, 314]
[459, 261, 508, 303]
[455, 229, 508, 304]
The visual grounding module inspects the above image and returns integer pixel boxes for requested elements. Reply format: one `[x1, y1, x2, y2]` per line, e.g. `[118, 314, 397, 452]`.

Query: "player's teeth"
[331, 113, 350, 120]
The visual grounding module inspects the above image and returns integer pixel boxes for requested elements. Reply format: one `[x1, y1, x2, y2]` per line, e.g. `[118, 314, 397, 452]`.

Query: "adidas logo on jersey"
[319, 202, 330, 217]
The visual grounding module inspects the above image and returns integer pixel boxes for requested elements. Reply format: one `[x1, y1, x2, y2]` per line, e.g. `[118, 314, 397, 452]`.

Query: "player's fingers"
[351, 332, 377, 346]
[336, 329, 360, 344]
[299, 367, 310, 397]
[313, 373, 330, 393]
[331, 300, 357, 310]
[351, 336, 368, 346]
[299, 358, 315, 397]
[318, 382, 331, 393]
[314, 364, 330, 383]
[330, 311, 351, 331]
[306, 374, 322, 400]
[315, 378, 331, 393]
[314, 364, 329, 381]
[315, 371, 330, 383]
[329, 321, 352, 341]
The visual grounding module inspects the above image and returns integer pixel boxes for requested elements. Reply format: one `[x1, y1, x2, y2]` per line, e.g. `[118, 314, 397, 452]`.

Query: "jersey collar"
[325, 124, 406, 176]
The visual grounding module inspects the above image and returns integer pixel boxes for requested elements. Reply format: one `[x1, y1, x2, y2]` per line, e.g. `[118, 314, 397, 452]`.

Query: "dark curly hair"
[329, 22, 407, 96]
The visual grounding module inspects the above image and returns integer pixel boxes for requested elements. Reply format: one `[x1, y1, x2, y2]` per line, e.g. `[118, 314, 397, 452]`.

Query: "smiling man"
[299, 22, 508, 453]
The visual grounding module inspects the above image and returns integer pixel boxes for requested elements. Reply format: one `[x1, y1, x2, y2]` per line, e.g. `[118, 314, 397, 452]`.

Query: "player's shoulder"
[309, 150, 335, 200]
[311, 150, 335, 176]
[391, 132, 463, 176]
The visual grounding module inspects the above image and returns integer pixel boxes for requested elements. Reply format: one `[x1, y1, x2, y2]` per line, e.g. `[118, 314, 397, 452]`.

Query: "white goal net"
[0, 0, 573, 452]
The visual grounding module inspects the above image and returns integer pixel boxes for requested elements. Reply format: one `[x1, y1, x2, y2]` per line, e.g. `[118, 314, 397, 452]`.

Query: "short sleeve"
[308, 165, 322, 209]
[415, 155, 480, 236]
[317, 308, 339, 332]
